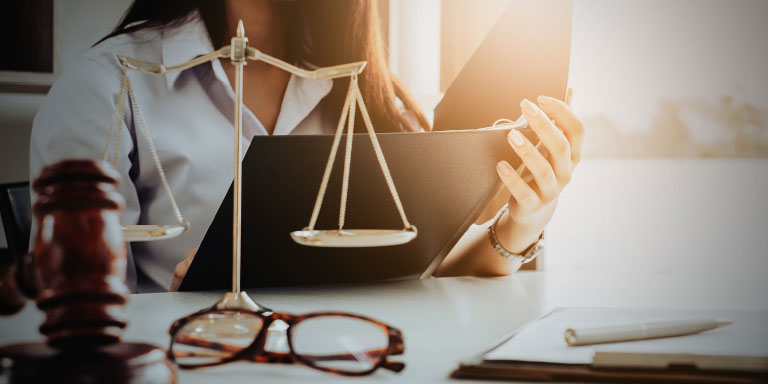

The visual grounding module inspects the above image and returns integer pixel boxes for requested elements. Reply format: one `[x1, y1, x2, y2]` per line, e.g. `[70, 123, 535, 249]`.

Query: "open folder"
[453, 307, 768, 383]
[179, 128, 522, 290]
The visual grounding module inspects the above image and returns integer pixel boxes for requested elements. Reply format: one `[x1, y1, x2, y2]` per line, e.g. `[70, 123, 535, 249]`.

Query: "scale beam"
[117, 47, 365, 80]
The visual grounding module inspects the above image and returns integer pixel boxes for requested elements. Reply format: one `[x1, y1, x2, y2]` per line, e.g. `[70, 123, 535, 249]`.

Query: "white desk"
[543, 158, 768, 279]
[1, 158, 767, 381]
[1, 270, 766, 383]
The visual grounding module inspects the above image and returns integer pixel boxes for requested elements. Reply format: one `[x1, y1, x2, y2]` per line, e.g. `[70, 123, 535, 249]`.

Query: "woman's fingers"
[506, 129, 559, 201]
[536, 95, 584, 164]
[496, 160, 540, 210]
[520, 99, 572, 185]
[170, 248, 197, 291]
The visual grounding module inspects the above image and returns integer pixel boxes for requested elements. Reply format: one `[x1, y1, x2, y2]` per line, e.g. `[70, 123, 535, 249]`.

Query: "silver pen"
[565, 318, 732, 346]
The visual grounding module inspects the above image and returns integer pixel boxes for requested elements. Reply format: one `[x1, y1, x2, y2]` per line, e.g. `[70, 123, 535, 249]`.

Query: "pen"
[564, 318, 732, 346]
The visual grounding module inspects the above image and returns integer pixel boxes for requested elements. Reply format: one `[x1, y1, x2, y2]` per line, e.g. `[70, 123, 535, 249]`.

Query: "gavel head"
[30, 159, 130, 349]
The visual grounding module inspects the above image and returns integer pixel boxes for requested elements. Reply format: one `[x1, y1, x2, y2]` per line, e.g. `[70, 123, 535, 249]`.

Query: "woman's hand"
[170, 249, 197, 291]
[436, 89, 584, 277]
[494, 89, 584, 254]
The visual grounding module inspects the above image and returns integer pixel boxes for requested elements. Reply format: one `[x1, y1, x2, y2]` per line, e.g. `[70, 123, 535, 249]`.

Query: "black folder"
[179, 128, 518, 290]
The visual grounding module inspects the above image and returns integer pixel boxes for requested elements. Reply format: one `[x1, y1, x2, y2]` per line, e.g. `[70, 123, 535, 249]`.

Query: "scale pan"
[122, 224, 188, 242]
[290, 228, 417, 248]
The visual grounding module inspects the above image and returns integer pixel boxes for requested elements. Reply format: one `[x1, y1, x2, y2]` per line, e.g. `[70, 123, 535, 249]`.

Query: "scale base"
[213, 291, 270, 312]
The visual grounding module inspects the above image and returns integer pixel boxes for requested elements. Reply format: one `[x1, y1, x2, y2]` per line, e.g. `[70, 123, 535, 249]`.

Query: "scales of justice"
[107, 21, 417, 310]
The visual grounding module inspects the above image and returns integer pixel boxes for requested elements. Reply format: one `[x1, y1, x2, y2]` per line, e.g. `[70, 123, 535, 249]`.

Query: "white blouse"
[30, 16, 337, 292]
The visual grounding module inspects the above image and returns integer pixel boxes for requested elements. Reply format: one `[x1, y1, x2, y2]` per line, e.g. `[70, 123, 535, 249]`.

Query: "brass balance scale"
[106, 21, 417, 310]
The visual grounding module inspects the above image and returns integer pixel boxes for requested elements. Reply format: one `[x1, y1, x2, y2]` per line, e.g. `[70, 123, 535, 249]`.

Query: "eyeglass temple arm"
[254, 350, 404, 373]
[173, 349, 297, 364]
[173, 349, 391, 364]
[171, 348, 404, 372]
[116, 46, 366, 80]
[175, 334, 404, 371]
[176, 334, 397, 359]
[177, 334, 400, 357]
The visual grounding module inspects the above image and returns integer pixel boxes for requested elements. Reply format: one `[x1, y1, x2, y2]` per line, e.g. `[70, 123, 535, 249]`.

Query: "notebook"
[453, 307, 768, 383]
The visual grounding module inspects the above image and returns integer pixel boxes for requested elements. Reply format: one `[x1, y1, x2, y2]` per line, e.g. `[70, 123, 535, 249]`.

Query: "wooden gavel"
[0, 159, 174, 383]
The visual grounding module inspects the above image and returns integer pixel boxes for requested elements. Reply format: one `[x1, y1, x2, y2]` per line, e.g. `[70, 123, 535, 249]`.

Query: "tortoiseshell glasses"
[167, 308, 405, 376]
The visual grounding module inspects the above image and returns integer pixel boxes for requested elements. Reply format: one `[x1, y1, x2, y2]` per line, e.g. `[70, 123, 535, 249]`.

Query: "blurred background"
[1, 0, 766, 278]
[398, 0, 768, 158]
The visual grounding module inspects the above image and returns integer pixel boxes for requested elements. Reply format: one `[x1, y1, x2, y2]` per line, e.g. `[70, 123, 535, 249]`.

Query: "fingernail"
[508, 129, 525, 147]
[497, 161, 512, 176]
[537, 95, 553, 107]
[521, 99, 539, 117]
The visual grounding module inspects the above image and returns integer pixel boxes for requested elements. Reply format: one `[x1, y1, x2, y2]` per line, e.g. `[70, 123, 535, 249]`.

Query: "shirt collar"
[273, 73, 333, 136]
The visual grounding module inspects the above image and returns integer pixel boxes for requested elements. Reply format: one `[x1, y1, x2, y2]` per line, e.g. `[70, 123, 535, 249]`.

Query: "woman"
[30, 0, 584, 292]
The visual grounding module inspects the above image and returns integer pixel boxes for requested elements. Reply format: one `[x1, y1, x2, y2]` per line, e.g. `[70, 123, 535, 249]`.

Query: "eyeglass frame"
[166, 307, 406, 376]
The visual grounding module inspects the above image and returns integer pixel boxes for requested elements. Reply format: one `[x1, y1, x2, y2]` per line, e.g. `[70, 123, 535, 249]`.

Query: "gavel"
[0, 159, 174, 383]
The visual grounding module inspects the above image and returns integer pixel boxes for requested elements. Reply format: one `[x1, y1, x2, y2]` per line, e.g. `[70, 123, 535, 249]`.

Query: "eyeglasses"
[167, 308, 405, 376]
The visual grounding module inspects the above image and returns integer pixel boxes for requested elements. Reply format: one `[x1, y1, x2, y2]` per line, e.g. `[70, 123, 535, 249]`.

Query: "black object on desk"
[180, 128, 518, 290]
[0, 181, 31, 265]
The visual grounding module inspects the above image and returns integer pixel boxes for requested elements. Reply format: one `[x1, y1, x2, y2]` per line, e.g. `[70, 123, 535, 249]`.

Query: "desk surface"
[1, 270, 766, 383]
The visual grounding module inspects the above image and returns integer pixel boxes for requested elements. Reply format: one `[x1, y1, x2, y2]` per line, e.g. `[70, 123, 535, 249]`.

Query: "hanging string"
[306, 75, 414, 233]
[307, 78, 355, 231]
[101, 71, 189, 242]
[352, 81, 412, 230]
[103, 72, 129, 168]
[338, 74, 358, 231]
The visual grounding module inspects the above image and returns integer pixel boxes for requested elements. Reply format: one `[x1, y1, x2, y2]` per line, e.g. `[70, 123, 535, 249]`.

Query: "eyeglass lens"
[292, 315, 389, 373]
[171, 311, 263, 366]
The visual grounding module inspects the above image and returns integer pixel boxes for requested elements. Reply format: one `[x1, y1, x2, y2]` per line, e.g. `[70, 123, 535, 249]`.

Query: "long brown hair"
[100, 0, 430, 132]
